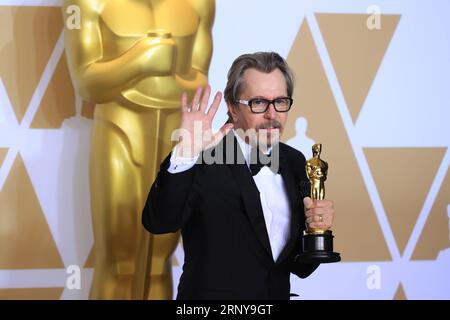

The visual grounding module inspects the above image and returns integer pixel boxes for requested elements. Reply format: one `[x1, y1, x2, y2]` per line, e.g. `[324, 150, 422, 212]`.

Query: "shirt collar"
[232, 129, 273, 168]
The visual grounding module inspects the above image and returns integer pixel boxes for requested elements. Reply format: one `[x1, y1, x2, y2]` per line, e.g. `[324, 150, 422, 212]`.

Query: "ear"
[227, 102, 239, 122]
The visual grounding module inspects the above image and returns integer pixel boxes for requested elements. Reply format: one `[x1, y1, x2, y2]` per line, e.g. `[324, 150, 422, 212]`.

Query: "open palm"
[176, 85, 234, 158]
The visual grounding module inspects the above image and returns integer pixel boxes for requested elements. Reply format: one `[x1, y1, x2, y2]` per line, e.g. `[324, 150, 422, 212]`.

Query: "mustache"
[256, 121, 282, 131]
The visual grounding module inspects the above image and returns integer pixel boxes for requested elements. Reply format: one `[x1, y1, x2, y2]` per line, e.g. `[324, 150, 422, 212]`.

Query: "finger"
[303, 197, 313, 210]
[314, 199, 333, 208]
[199, 85, 211, 112]
[306, 214, 325, 223]
[308, 222, 329, 230]
[304, 207, 329, 217]
[206, 91, 222, 118]
[192, 87, 203, 111]
[181, 92, 188, 113]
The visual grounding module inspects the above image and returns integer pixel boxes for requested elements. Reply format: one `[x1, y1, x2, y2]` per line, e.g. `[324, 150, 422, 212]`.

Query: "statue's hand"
[303, 197, 335, 230]
[175, 86, 234, 158]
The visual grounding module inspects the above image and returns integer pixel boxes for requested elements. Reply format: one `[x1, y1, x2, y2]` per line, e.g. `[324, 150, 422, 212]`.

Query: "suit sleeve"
[290, 230, 320, 279]
[290, 185, 320, 279]
[290, 150, 320, 279]
[291, 260, 320, 279]
[142, 152, 197, 234]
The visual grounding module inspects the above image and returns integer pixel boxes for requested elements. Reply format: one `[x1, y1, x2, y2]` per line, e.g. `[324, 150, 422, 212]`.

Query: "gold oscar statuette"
[297, 143, 341, 263]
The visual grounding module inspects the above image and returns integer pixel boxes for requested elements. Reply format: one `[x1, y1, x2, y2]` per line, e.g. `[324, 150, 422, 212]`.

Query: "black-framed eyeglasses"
[236, 97, 293, 114]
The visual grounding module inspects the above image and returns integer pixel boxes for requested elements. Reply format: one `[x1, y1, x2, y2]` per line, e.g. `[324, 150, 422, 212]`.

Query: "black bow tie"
[249, 150, 280, 176]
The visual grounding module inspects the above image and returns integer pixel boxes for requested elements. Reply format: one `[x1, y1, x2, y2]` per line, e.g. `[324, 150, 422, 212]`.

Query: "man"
[142, 52, 336, 299]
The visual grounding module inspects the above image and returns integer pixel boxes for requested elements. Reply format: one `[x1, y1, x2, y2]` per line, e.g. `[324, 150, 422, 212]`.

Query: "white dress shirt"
[167, 130, 292, 261]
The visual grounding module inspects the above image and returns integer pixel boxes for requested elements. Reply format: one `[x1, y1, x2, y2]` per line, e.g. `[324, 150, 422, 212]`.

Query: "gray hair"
[224, 51, 295, 122]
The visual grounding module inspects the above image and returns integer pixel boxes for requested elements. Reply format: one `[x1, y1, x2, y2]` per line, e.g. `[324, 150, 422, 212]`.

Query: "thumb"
[303, 196, 313, 209]
[206, 123, 234, 149]
[219, 122, 234, 136]
[213, 123, 234, 143]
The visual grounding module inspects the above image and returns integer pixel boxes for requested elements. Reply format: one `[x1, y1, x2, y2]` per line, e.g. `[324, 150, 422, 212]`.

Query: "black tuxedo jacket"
[142, 132, 319, 299]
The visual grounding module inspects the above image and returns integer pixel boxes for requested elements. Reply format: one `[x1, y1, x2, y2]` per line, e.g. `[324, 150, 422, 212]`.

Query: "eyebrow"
[249, 95, 289, 100]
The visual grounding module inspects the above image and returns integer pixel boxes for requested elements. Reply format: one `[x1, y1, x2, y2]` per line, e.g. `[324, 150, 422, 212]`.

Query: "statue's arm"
[189, 0, 215, 76]
[63, 0, 176, 103]
[306, 162, 313, 179]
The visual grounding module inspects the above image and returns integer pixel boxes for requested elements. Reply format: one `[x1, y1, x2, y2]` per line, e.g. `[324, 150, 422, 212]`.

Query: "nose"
[264, 102, 277, 119]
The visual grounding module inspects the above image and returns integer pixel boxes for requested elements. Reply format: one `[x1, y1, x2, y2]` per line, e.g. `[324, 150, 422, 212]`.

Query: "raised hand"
[175, 85, 234, 158]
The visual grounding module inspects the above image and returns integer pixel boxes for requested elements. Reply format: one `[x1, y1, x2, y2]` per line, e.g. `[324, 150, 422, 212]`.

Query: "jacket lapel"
[222, 132, 305, 264]
[225, 133, 273, 259]
[275, 146, 303, 264]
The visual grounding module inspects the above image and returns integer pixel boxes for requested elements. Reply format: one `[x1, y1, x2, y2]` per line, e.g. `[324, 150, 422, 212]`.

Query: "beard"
[255, 120, 282, 150]
[235, 120, 283, 151]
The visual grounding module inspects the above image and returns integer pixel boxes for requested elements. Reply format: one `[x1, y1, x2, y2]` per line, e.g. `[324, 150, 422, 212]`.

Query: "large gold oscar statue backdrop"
[63, 0, 215, 299]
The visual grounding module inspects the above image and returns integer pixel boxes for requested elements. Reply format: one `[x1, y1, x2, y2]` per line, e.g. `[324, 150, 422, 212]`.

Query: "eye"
[275, 98, 288, 105]
[252, 99, 265, 105]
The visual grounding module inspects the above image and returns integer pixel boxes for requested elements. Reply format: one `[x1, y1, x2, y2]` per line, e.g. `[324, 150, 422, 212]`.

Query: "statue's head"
[312, 143, 322, 156]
